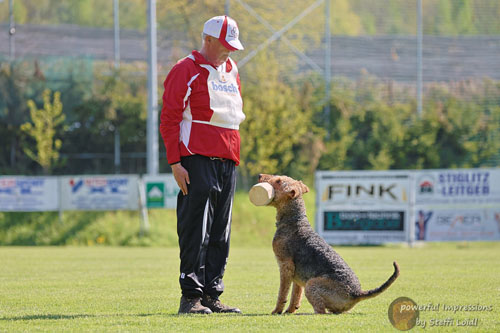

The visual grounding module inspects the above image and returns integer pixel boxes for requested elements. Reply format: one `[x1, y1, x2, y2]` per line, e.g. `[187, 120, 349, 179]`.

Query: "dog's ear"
[300, 181, 309, 194]
[288, 188, 299, 199]
[288, 182, 307, 199]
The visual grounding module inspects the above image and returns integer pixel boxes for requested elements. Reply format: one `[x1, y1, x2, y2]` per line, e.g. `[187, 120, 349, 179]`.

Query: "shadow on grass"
[0, 212, 59, 245]
[0, 312, 164, 321]
[162, 311, 368, 317]
[0, 211, 106, 246]
[1, 311, 368, 321]
[49, 211, 103, 245]
[0, 314, 95, 321]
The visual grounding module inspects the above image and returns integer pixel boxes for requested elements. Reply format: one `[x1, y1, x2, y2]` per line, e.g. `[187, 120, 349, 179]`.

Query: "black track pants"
[176, 155, 236, 298]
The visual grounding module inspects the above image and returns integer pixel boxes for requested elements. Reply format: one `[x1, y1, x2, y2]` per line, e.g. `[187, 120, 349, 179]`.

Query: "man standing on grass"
[160, 15, 245, 314]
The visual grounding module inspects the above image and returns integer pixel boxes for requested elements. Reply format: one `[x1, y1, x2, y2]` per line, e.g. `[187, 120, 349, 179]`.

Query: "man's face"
[205, 36, 232, 67]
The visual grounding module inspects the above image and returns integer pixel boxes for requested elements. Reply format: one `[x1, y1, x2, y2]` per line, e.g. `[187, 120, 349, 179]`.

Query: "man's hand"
[171, 163, 190, 195]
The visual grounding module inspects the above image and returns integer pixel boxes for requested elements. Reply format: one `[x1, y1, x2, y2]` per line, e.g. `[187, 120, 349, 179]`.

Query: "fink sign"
[316, 171, 411, 244]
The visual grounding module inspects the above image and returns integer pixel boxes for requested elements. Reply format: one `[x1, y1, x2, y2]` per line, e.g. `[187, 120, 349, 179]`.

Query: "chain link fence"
[1, 1, 498, 91]
[1, 0, 499, 172]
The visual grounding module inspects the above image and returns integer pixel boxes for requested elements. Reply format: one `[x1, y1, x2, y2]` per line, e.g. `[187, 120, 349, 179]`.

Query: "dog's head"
[258, 174, 309, 207]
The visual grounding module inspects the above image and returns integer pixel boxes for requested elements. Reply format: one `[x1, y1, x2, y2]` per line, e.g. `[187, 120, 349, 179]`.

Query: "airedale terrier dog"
[258, 174, 400, 315]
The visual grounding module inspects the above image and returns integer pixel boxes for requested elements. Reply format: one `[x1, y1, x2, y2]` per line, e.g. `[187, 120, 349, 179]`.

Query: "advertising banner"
[414, 208, 500, 241]
[0, 176, 59, 211]
[142, 174, 179, 209]
[414, 168, 500, 241]
[415, 168, 500, 206]
[60, 175, 139, 211]
[316, 171, 411, 244]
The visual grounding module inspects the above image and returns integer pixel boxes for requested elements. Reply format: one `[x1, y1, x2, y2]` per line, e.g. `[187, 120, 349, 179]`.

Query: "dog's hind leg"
[285, 282, 303, 313]
[304, 278, 327, 314]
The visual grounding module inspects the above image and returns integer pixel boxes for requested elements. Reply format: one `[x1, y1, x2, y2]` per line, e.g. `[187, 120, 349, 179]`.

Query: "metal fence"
[1, 1, 499, 86]
[1, 23, 499, 82]
[1, 0, 499, 171]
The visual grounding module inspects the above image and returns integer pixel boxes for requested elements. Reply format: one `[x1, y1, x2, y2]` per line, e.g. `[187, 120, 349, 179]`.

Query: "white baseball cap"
[203, 15, 244, 51]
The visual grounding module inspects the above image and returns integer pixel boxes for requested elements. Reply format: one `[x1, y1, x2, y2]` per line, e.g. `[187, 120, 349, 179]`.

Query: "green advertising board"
[146, 182, 165, 208]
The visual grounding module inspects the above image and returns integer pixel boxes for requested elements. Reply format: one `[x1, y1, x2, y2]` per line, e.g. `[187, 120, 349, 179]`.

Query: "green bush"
[318, 76, 500, 171]
[1, 58, 498, 179]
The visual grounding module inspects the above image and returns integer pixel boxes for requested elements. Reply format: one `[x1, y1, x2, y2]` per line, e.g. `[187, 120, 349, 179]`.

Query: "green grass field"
[1, 243, 499, 332]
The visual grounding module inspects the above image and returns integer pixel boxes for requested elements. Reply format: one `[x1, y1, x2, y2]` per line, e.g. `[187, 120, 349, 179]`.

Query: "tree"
[454, 0, 476, 35]
[21, 89, 65, 174]
[0, 63, 31, 172]
[239, 51, 317, 187]
[57, 68, 148, 175]
[432, 0, 455, 35]
[317, 80, 357, 171]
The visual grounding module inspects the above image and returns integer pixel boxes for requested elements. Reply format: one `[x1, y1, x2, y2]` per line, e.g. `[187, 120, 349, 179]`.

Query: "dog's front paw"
[285, 306, 298, 314]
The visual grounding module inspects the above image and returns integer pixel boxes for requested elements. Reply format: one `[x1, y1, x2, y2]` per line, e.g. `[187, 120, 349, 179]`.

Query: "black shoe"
[178, 296, 213, 314]
[201, 295, 242, 314]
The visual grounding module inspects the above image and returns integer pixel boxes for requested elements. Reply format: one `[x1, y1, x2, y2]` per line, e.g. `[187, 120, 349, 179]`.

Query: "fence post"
[9, 0, 15, 60]
[324, 0, 331, 134]
[113, 0, 120, 69]
[408, 172, 416, 248]
[147, 0, 159, 175]
[114, 128, 120, 174]
[138, 178, 150, 236]
[417, 0, 423, 116]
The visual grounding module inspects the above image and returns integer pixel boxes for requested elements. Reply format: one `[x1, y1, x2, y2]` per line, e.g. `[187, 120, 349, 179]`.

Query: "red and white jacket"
[160, 50, 245, 165]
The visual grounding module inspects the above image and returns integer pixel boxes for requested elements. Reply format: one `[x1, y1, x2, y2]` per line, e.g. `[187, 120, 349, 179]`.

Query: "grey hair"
[201, 32, 208, 44]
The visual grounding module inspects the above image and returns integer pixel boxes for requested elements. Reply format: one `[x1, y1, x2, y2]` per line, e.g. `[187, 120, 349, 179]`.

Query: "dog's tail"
[356, 261, 400, 301]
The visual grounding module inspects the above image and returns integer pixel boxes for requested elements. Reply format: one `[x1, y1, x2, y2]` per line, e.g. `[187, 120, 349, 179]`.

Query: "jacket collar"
[191, 50, 233, 72]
